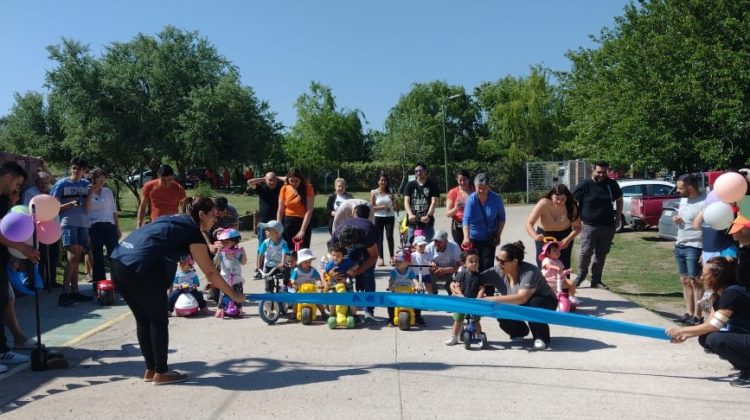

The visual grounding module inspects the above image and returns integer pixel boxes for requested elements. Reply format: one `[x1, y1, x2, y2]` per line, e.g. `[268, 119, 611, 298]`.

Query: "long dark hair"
[545, 184, 579, 221]
[186, 196, 215, 225]
[377, 171, 389, 191]
[500, 241, 526, 263]
[286, 167, 308, 207]
[703, 257, 738, 291]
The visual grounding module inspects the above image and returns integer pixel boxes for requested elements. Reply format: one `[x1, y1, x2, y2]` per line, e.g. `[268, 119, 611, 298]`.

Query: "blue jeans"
[90, 222, 119, 283]
[674, 245, 702, 278]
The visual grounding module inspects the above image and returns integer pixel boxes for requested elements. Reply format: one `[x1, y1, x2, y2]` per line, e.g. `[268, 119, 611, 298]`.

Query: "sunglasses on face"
[495, 257, 511, 265]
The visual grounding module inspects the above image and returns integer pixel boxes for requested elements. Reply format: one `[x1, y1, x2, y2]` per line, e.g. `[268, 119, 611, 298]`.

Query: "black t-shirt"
[257, 183, 282, 223]
[0, 195, 10, 264]
[111, 214, 205, 274]
[331, 217, 379, 260]
[455, 270, 483, 298]
[404, 179, 440, 227]
[573, 178, 623, 226]
[701, 226, 735, 253]
[715, 285, 750, 334]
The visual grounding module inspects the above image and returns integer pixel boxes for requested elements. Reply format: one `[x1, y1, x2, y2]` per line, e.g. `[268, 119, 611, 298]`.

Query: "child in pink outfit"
[539, 241, 577, 304]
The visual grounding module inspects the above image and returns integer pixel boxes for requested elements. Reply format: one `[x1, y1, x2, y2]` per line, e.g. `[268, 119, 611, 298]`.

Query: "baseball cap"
[258, 220, 284, 234]
[433, 229, 449, 242]
[414, 236, 428, 246]
[297, 248, 315, 263]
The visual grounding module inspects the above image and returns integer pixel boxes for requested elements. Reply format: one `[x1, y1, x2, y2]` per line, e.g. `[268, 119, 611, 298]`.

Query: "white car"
[126, 170, 154, 186]
[615, 179, 675, 232]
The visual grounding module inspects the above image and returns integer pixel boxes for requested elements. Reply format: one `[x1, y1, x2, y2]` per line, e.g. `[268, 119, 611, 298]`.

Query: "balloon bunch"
[703, 172, 749, 231]
[0, 194, 62, 259]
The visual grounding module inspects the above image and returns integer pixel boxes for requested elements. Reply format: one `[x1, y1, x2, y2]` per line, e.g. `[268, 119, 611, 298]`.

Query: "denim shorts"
[62, 226, 90, 248]
[674, 245, 702, 278]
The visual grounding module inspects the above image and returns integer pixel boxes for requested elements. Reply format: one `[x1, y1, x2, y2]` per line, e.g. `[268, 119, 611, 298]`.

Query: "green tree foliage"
[284, 81, 368, 176]
[560, 0, 750, 172]
[0, 92, 67, 162]
[375, 81, 480, 166]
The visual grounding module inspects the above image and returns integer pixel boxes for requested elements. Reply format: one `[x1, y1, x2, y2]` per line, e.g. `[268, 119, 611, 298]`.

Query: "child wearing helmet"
[213, 228, 247, 318]
[167, 256, 208, 315]
[386, 251, 418, 325]
[539, 241, 577, 305]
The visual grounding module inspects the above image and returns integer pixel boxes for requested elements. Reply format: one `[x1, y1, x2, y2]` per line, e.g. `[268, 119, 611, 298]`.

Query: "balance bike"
[557, 290, 577, 312]
[392, 285, 416, 330]
[461, 314, 488, 350]
[295, 282, 320, 325]
[258, 267, 290, 324]
[327, 281, 355, 329]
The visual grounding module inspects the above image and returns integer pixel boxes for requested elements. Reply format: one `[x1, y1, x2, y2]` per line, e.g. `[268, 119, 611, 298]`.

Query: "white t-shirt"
[410, 249, 433, 277]
[425, 241, 461, 268]
[88, 187, 117, 225]
[372, 190, 395, 218]
[676, 195, 705, 248]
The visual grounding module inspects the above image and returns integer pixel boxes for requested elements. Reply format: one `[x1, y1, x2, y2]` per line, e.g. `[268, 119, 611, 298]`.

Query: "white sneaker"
[445, 335, 459, 346]
[0, 351, 30, 364]
[533, 339, 547, 350]
[569, 296, 579, 305]
[0, 364, 7, 373]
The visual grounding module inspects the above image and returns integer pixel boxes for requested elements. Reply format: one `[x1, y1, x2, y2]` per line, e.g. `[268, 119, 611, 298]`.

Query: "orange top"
[280, 183, 314, 218]
[142, 179, 187, 221]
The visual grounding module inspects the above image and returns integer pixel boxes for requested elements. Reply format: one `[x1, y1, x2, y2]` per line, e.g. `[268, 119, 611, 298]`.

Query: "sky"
[0, 0, 630, 131]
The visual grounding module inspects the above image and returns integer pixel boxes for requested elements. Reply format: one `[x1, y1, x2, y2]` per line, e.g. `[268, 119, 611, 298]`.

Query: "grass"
[577, 229, 685, 315]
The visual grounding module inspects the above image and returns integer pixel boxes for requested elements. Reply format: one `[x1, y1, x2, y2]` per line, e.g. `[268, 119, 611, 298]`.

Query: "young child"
[290, 248, 327, 318]
[257, 220, 290, 292]
[410, 236, 434, 294]
[539, 241, 577, 304]
[446, 249, 486, 345]
[324, 242, 360, 315]
[387, 251, 418, 326]
[167, 256, 207, 314]
[214, 228, 247, 317]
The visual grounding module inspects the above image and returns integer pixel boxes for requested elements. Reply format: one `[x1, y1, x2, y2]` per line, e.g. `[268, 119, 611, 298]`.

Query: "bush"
[192, 182, 214, 198]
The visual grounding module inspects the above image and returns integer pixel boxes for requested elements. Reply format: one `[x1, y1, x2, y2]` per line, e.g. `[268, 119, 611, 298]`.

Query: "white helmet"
[174, 293, 199, 317]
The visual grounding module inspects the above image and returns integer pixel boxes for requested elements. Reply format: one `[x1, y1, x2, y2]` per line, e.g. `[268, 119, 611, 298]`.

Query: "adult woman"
[326, 178, 352, 234]
[370, 172, 397, 266]
[277, 168, 315, 249]
[445, 169, 473, 244]
[86, 168, 120, 287]
[666, 257, 750, 387]
[484, 241, 558, 350]
[525, 184, 581, 269]
[462, 173, 505, 274]
[110, 197, 245, 385]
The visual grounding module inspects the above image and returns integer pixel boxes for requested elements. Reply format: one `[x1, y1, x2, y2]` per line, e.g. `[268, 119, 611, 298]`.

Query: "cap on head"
[297, 248, 315, 263]
[394, 251, 411, 263]
[433, 229, 449, 242]
[217, 228, 241, 241]
[414, 236, 428, 246]
[259, 220, 284, 235]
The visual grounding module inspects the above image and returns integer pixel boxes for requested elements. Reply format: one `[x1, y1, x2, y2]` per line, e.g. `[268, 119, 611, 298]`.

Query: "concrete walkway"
[1, 205, 747, 418]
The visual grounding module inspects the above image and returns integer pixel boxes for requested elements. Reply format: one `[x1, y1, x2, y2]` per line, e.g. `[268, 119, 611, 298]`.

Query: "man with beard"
[573, 161, 623, 289]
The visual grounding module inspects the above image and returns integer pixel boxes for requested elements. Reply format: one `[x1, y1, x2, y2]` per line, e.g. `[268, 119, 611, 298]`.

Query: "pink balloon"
[713, 172, 748, 203]
[36, 219, 62, 245]
[29, 194, 61, 222]
[0, 212, 34, 242]
[704, 190, 719, 206]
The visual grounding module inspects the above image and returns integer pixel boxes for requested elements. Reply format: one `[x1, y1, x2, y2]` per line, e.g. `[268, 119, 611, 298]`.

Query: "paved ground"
[1, 205, 748, 418]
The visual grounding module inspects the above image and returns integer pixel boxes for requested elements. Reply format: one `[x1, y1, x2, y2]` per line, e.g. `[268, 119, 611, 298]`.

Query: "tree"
[560, 0, 750, 172]
[0, 92, 66, 162]
[284, 82, 368, 177]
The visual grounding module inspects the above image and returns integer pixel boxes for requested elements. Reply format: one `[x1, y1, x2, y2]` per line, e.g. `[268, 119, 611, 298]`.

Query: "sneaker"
[676, 313, 692, 323]
[683, 316, 701, 326]
[143, 369, 156, 382]
[415, 317, 426, 326]
[568, 296, 579, 305]
[445, 335, 459, 346]
[510, 336, 525, 343]
[532, 339, 547, 350]
[590, 282, 609, 290]
[58, 293, 76, 307]
[70, 292, 94, 302]
[574, 275, 585, 287]
[364, 313, 376, 322]
[0, 351, 30, 364]
[730, 372, 750, 388]
[0, 364, 7, 374]
[253, 270, 262, 280]
[152, 370, 188, 386]
[13, 338, 38, 350]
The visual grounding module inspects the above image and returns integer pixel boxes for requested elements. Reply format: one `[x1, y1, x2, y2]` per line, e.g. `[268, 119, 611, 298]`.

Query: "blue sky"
[0, 0, 629, 131]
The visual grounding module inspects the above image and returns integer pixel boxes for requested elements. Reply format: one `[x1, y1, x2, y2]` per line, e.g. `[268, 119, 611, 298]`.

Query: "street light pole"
[442, 93, 463, 194]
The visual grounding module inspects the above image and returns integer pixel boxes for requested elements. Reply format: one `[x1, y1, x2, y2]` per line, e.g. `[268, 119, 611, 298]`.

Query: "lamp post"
[442, 94, 463, 194]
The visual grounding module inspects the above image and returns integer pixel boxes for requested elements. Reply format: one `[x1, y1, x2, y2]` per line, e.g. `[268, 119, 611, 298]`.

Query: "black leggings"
[375, 216, 395, 261]
[699, 332, 750, 371]
[112, 260, 170, 373]
[282, 215, 312, 249]
[497, 294, 558, 344]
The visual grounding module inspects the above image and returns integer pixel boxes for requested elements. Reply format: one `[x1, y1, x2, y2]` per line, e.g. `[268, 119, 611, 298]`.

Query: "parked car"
[126, 169, 154, 186]
[615, 179, 676, 232]
[658, 198, 680, 240]
[184, 167, 207, 188]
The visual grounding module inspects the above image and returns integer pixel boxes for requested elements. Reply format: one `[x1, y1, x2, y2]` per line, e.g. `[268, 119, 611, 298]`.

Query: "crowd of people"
[1, 158, 747, 389]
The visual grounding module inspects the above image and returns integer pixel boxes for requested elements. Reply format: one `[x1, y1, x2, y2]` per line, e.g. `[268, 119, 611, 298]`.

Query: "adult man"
[573, 161, 623, 289]
[22, 172, 60, 289]
[137, 165, 187, 228]
[329, 204, 380, 321]
[211, 196, 239, 233]
[404, 163, 440, 242]
[51, 157, 95, 306]
[673, 173, 705, 325]
[0, 162, 39, 369]
[247, 172, 284, 243]
[425, 229, 461, 295]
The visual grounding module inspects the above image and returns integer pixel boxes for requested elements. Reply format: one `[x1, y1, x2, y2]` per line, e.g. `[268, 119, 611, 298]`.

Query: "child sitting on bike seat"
[168, 256, 207, 314]
[257, 220, 290, 292]
[387, 251, 418, 325]
[446, 249, 485, 345]
[291, 248, 328, 318]
[324, 242, 359, 286]
[539, 241, 577, 305]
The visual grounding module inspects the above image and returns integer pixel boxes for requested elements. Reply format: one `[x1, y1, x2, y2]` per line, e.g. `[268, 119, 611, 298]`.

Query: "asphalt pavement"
[1, 205, 747, 418]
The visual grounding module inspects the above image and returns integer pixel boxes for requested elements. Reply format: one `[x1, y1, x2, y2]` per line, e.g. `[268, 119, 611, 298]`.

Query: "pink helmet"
[217, 228, 241, 241]
[539, 241, 561, 261]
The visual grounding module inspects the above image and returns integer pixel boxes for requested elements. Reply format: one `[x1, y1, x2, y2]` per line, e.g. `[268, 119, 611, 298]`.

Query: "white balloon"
[703, 202, 734, 230]
[8, 237, 34, 259]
